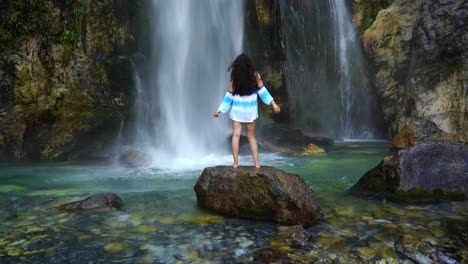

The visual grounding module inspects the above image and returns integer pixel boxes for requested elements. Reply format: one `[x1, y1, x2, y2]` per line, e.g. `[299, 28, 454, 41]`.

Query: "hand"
[255, 72, 261, 80]
[213, 110, 220, 118]
[272, 101, 280, 114]
[255, 72, 263, 87]
[273, 104, 281, 114]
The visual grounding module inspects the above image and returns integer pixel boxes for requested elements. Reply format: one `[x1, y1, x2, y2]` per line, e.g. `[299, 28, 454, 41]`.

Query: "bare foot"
[255, 164, 261, 169]
[233, 164, 238, 169]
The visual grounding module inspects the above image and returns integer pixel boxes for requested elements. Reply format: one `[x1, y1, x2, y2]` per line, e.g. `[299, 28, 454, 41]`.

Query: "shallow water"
[0, 142, 466, 263]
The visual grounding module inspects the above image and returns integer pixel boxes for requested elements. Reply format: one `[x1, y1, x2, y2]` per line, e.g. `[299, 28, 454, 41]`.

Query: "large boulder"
[194, 166, 323, 226]
[351, 141, 468, 201]
[390, 119, 456, 150]
[56, 193, 123, 210]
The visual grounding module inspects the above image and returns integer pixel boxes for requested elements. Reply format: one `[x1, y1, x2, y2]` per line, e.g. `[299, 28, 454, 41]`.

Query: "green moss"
[61, 29, 79, 53]
[72, 5, 85, 23]
[444, 191, 465, 201]
[394, 188, 431, 200]
[255, 0, 272, 27]
[0, 0, 54, 43]
[355, 0, 393, 31]
[393, 188, 465, 201]
[0, 27, 13, 42]
[239, 207, 274, 219]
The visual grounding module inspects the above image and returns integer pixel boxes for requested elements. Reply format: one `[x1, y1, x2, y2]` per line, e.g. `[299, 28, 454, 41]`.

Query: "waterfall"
[280, 0, 380, 139]
[132, 0, 244, 166]
[333, 0, 355, 138]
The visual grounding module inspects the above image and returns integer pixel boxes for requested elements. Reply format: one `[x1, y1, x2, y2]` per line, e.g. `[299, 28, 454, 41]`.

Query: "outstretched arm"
[271, 99, 280, 113]
[214, 81, 234, 118]
[256, 72, 281, 113]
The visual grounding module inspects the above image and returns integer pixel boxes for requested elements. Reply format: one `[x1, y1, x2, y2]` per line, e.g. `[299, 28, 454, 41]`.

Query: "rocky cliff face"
[0, 0, 138, 161]
[357, 0, 467, 140]
[244, 0, 290, 123]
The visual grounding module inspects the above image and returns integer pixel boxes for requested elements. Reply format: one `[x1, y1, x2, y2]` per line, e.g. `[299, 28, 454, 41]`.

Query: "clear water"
[0, 142, 466, 263]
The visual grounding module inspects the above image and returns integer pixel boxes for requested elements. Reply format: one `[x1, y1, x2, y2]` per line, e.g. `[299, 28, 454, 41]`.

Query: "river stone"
[254, 247, 286, 263]
[351, 141, 468, 201]
[441, 219, 468, 246]
[269, 225, 312, 247]
[194, 166, 323, 225]
[56, 193, 123, 210]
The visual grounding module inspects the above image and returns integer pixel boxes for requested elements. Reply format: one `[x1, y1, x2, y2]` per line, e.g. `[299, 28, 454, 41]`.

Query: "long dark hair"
[228, 53, 257, 96]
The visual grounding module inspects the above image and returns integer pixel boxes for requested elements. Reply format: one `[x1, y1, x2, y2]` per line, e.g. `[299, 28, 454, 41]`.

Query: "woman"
[213, 53, 281, 169]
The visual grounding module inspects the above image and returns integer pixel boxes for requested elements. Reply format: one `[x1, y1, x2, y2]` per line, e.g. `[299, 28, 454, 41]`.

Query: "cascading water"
[280, 0, 381, 140]
[333, 0, 355, 138]
[132, 1, 244, 167]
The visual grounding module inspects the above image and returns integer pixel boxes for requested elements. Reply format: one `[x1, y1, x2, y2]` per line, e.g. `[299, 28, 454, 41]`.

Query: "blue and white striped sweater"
[217, 86, 273, 123]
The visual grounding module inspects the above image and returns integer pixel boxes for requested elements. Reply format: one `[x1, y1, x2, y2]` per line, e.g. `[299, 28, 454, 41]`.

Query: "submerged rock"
[119, 148, 150, 167]
[254, 247, 287, 263]
[441, 219, 468, 247]
[269, 225, 312, 247]
[194, 166, 323, 225]
[56, 193, 123, 210]
[351, 141, 468, 201]
[258, 124, 334, 153]
[104, 242, 126, 253]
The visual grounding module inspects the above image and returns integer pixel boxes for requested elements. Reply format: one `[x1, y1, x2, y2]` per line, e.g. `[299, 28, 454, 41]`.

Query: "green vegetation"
[0, 0, 53, 42]
[61, 29, 79, 53]
[61, 5, 84, 59]
[356, 0, 393, 31]
[72, 6, 85, 23]
[0, 27, 13, 42]
[0, 0, 85, 59]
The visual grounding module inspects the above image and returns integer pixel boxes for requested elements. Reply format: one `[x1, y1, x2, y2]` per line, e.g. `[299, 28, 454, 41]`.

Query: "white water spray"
[332, 0, 358, 138]
[132, 1, 244, 167]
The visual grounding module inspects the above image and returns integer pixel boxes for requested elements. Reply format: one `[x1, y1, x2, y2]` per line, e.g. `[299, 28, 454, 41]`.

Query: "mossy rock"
[194, 166, 323, 225]
[351, 141, 468, 202]
[353, 0, 393, 31]
[0, 0, 137, 161]
[300, 144, 326, 155]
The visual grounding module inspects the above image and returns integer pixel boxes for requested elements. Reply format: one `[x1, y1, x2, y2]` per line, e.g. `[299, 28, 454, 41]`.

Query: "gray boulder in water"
[351, 141, 468, 201]
[57, 193, 123, 210]
[194, 166, 323, 225]
[120, 148, 150, 167]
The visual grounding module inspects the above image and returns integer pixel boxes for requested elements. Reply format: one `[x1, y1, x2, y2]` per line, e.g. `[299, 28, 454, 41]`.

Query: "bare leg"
[231, 121, 242, 169]
[246, 121, 260, 168]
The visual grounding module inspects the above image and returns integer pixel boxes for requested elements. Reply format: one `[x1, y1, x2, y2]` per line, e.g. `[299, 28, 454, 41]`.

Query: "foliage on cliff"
[0, 0, 139, 161]
[353, 0, 393, 31]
